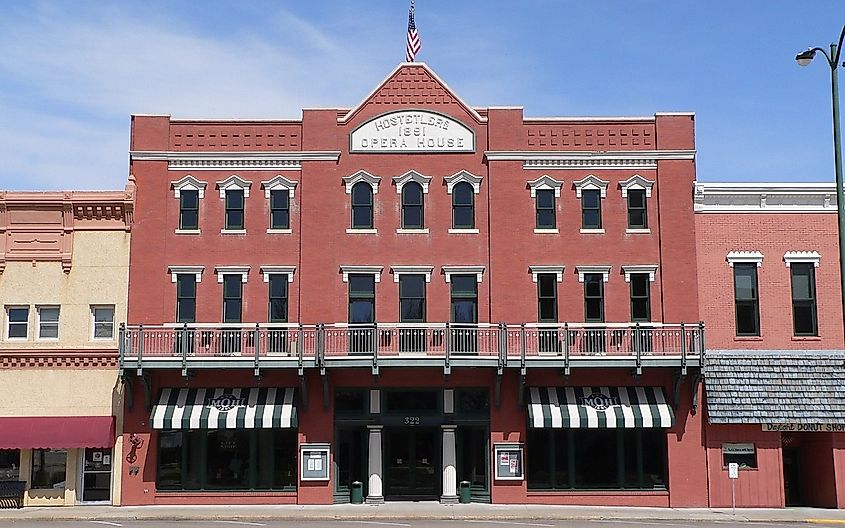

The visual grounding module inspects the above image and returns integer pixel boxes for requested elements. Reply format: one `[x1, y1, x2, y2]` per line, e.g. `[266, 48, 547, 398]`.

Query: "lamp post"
[796, 25, 845, 338]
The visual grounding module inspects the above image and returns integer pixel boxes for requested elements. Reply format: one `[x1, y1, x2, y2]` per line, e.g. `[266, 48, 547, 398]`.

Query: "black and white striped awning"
[151, 387, 297, 430]
[528, 387, 674, 429]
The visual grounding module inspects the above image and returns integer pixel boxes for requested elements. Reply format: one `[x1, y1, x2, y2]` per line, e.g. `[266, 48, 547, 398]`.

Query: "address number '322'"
[404, 416, 421, 425]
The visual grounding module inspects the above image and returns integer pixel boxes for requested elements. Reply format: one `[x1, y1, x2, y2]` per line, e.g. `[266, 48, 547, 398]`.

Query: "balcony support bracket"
[494, 373, 502, 409]
[142, 372, 153, 412]
[299, 373, 309, 411]
[672, 372, 685, 411]
[122, 373, 135, 412]
[517, 373, 525, 407]
[322, 372, 330, 411]
[691, 371, 702, 415]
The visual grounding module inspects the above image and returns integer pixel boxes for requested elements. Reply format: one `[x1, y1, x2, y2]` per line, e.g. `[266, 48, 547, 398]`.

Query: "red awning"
[0, 416, 115, 449]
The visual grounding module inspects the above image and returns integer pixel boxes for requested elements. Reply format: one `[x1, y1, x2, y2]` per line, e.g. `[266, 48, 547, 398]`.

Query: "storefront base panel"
[520, 491, 669, 507]
[154, 492, 297, 505]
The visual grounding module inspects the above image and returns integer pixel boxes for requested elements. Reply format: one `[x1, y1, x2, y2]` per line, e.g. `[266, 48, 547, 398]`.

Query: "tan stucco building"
[0, 188, 133, 506]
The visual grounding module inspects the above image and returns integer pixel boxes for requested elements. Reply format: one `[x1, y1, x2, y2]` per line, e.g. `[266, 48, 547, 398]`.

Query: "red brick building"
[121, 63, 706, 506]
[695, 182, 845, 508]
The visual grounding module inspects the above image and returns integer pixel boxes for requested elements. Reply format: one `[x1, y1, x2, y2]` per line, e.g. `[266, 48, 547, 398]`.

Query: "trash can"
[350, 481, 364, 504]
[459, 480, 471, 504]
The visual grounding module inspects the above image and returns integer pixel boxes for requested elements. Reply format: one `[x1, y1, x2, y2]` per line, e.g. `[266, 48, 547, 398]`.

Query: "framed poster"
[300, 443, 330, 481]
[493, 443, 524, 481]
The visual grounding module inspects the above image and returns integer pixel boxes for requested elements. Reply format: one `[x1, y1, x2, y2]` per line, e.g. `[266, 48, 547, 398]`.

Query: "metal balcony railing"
[119, 321, 704, 372]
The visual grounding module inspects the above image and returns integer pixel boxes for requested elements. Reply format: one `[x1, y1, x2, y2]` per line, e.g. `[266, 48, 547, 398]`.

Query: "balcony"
[120, 322, 703, 375]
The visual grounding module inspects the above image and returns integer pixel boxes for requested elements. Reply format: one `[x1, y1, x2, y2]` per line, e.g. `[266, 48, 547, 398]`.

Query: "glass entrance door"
[385, 428, 439, 499]
[81, 448, 112, 503]
[457, 426, 489, 502]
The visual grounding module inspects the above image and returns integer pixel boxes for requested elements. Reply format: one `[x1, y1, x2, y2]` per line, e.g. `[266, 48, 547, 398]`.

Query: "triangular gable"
[339, 62, 486, 124]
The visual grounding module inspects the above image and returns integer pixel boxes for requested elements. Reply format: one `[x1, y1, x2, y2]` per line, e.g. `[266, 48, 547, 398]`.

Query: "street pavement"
[4, 504, 845, 526]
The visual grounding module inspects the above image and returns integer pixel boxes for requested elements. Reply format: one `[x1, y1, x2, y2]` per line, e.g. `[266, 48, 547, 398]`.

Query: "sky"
[0, 1, 843, 190]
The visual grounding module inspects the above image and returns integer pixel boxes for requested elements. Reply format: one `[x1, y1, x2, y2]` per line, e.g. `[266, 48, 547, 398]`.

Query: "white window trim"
[343, 170, 381, 194]
[783, 251, 821, 268]
[267, 228, 293, 234]
[626, 228, 651, 234]
[527, 175, 564, 198]
[619, 174, 655, 198]
[216, 175, 253, 198]
[573, 174, 610, 198]
[448, 228, 480, 234]
[174, 229, 201, 235]
[726, 251, 764, 267]
[346, 228, 378, 234]
[442, 265, 485, 283]
[397, 228, 430, 234]
[390, 265, 434, 283]
[534, 228, 559, 234]
[90, 305, 116, 341]
[5, 306, 29, 341]
[529, 265, 565, 283]
[261, 175, 298, 199]
[215, 266, 250, 283]
[171, 175, 208, 199]
[168, 266, 205, 283]
[621, 265, 659, 282]
[575, 265, 612, 283]
[36, 305, 60, 341]
[260, 266, 296, 283]
[579, 228, 606, 234]
[444, 170, 483, 194]
[340, 265, 384, 283]
[393, 170, 432, 194]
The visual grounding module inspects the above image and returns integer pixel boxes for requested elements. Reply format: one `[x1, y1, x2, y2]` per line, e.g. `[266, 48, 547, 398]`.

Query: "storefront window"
[157, 429, 297, 491]
[528, 429, 666, 490]
[31, 449, 67, 489]
[0, 450, 20, 481]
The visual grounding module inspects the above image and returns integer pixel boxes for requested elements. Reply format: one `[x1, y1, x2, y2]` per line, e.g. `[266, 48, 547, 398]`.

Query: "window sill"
[580, 228, 605, 234]
[734, 336, 763, 341]
[534, 228, 559, 234]
[346, 228, 377, 234]
[174, 229, 201, 235]
[792, 335, 821, 341]
[266, 228, 293, 234]
[626, 228, 651, 234]
[396, 228, 429, 234]
[448, 228, 479, 234]
[220, 229, 247, 235]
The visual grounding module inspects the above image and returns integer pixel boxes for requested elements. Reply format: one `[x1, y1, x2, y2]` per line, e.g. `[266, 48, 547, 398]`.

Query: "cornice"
[130, 151, 341, 171]
[485, 150, 695, 170]
[694, 182, 840, 213]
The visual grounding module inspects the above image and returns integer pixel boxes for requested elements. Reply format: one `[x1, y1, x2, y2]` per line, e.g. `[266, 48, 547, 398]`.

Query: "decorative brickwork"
[0, 351, 118, 369]
[525, 125, 655, 149]
[171, 123, 302, 151]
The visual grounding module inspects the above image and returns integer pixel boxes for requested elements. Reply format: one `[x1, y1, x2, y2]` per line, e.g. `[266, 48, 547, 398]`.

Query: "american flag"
[406, 1, 420, 62]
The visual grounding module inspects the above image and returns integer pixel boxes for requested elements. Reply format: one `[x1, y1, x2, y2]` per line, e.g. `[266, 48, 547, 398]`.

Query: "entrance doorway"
[384, 428, 439, 499]
[80, 448, 112, 503]
[457, 426, 489, 502]
[783, 446, 801, 506]
[782, 433, 837, 507]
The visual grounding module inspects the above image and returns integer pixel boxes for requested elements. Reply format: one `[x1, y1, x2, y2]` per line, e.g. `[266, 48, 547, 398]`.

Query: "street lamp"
[796, 25, 845, 339]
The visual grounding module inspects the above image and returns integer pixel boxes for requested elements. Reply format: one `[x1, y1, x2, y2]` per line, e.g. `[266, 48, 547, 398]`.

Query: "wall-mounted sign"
[763, 423, 845, 433]
[722, 443, 754, 455]
[493, 443, 524, 481]
[350, 110, 475, 153]
[300, 443, 330, 481]
[728, 462, 739, 479]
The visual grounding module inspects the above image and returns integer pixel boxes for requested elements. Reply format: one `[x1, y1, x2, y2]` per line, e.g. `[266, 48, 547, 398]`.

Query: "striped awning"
[151, 387, 297, 430]
[528, 386, 674, 429]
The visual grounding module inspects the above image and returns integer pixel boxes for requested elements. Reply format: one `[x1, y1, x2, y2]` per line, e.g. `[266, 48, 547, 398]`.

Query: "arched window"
[452, 182, 474, 229]
[401, 182, 424, 229]
[351, 182, 373, 229]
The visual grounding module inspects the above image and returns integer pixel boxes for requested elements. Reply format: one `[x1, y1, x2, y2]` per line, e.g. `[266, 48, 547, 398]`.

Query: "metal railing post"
[118, 322, 126, 370]
[520, 323, 527, 374]
[136, 323, 144, 375]
[181, 323, 188, 377]
[444, 322, 451, 373]
[298, 324, 304, 368]
[254, 323, 261, 376]
[372, 323, 379, 375]
[498, 323, 507, 372]
[563, 322, 570, 376]
[680, 322, 687, 375]
[634, 322, 642, 376]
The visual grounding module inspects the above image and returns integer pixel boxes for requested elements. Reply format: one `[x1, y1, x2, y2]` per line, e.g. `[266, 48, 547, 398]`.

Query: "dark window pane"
[456, 390, 489, 414]
[553, 430, 570, 489]
[451, 275, 477, 295]
[271, 210, 290, 230]
[632, 299, 650, 321]
[335, 390, 367, 413]
[537, 209, 555, 229]
[206, 430, 249, 489]
[628, 189, 645, 208]
[734, 264, 760, 335]
[224, 276, 241, 297]
[224, 300, 242, 323]
[181, 210, 198, 230]
[403, 206, 423, 229]
[399, 275, 425, 298]
[538, 275, 556, 297]
[452, 300, 477, 323]
[735, 302, 759, 336]
[157, 431, 183, 489]
[539, 298, 557, 322]
[400, 299, 425, 322]
[349, 275, 375, 295]
[733, 265, 758, 300]
[225, 190, 244, 209]
[793, 303, 817, 335]
[640, 429, 666, 488]
[453, 207, 474, 228]
[8, 308, 27, 323]
[583, 210, 601, 229]
[631, 275, 649, 297]
[527, 429, 551, 490]
[270, 300, 287, 322]
[385, 390, 439, 412]
[177, 299, 196, 323]
[350, 300, 374, 323]
[181, 190, 198, 209]
[585, 299, 603, 321]
[177, 275, 196, 298]
[402, 183, 423, 206]
[269, 276, 288, 298]
[352, 183, 372, 205]
[582, 190, 600, 208]
[585, 278, 602, 297]
[0, 449, 20, 481]
[628, 209, 646, 229]
[271, 189, 289, 209]
[574, 430, 618, 488]
[31, 449, 67, 489]
[537, 189, 554, 208]
[453, 183, 473, 205]
[791, 264, 813, 299]
[352, 206, 372, 229]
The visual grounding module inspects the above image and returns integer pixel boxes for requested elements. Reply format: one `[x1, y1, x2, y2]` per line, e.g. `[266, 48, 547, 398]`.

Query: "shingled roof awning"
[705, 351, 845, 424]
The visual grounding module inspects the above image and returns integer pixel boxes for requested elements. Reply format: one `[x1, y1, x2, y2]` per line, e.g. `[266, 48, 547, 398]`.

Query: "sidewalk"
[2, 503, 845, 523]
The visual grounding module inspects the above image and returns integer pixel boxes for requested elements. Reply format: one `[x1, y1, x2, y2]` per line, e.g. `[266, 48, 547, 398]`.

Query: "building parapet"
[694, 181, 841, 213]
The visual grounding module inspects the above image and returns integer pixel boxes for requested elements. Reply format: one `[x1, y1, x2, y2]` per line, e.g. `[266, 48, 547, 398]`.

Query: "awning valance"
[151, 387, 297, 430]
[0, 416, 115, 449]
[528, 386, 674, 429]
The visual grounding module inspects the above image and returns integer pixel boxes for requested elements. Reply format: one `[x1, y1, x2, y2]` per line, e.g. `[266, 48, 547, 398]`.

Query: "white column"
[440, 424, 458, 503]
[366, 425, 384, 503]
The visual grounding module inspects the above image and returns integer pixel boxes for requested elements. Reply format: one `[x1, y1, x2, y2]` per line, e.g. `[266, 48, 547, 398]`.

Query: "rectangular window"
[156, 429, 297, 491]
[270, 189, 290, 230]
[6, 306, 29, 339]
[0, 449, 20, 481]
[791, 263, 818, 336]
[582, 189, 602, 229]
[31, 448, 67, 489]
[722, 442, 757, 469]
[225, 189, 245, 230]
[630, 274, 651, 321]
[348, 274, 375, 354]
[268, 275, 288, 323]
[180, 189, 199, 230]
[527, 429, 666, 490]
[37, 306, 59, 340]
[451, 275, 478, 324]
[223, 275, 243, 323]
[176, 275, 197, 323]
[399, 275, 426, 323]
[734, 263, 760, 336]
[91, 305, 115, 340]
[537, 274, 558, 322]
[584, 274, 604, 322]
[627, 189, 647, 229]
[536, 189, 556, 229]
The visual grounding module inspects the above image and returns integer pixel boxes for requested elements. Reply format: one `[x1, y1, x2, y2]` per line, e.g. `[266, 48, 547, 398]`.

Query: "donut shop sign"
[350, 110, 475, 153]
